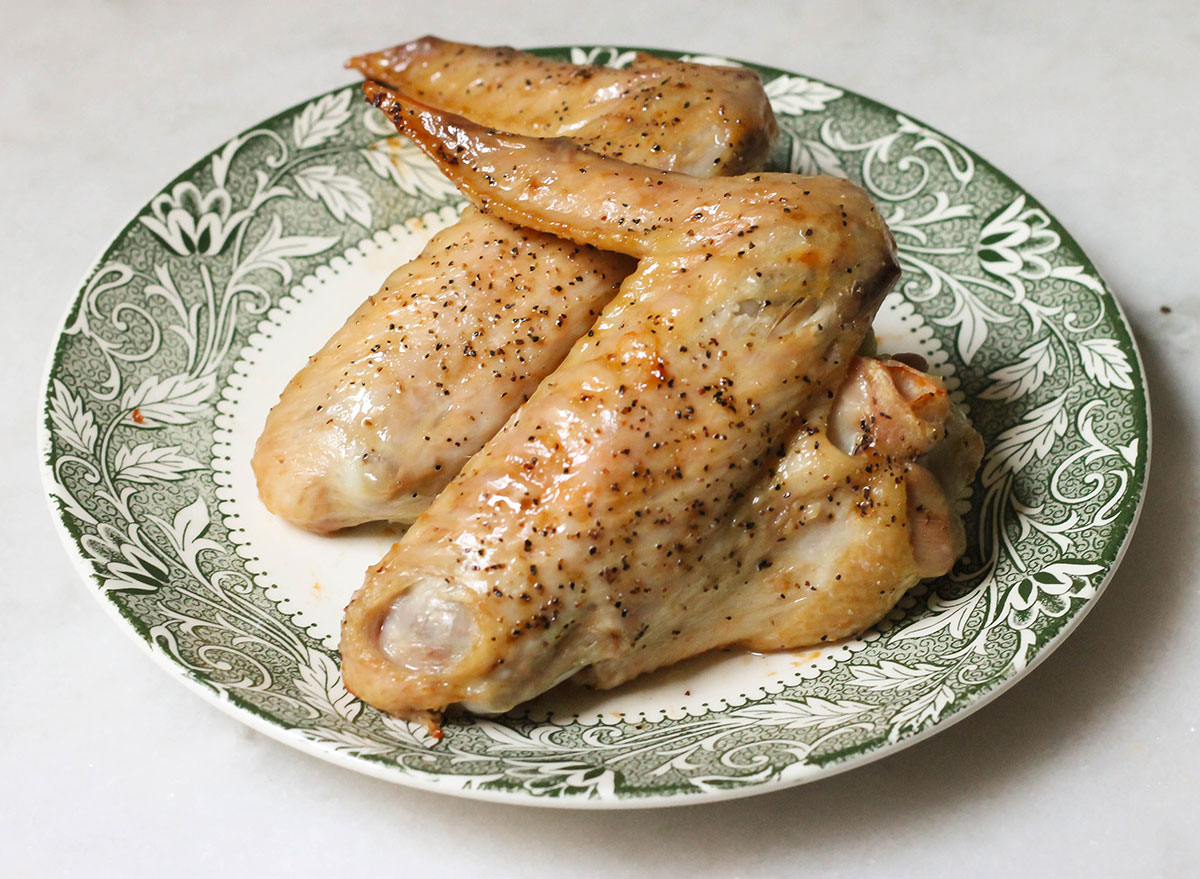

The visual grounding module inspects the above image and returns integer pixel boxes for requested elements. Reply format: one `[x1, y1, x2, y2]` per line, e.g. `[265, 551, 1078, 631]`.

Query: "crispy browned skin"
[253, 43, 778, 532]
[339, 94, 984, 718]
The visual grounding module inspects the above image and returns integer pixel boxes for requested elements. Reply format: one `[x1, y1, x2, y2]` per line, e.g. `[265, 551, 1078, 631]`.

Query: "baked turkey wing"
[253, 41, 777, 531]
[340, 93, 978, 718]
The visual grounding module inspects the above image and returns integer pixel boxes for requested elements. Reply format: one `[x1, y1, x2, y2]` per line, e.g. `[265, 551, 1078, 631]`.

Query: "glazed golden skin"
[340, 94, 980, 717]
[253, 40, 778, 532]
[347, 36, 778, 175]
[253, 211, 633, 530]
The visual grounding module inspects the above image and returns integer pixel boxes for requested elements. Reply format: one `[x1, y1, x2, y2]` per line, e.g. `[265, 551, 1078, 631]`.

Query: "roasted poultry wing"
[253, 40, 778, 532]
[339, 93, 983, 717]
[347, 36, 777, 175]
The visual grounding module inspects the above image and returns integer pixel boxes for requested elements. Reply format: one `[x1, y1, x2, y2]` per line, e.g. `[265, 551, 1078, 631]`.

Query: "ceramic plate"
[40, 46, 1148, 807]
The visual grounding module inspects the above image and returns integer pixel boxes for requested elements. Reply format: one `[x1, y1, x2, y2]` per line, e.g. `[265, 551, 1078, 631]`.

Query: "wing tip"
[345, 34, 445, 76]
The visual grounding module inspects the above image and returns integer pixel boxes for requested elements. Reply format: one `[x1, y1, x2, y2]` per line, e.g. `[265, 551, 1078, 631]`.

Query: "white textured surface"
[4, 1, 1197, 876]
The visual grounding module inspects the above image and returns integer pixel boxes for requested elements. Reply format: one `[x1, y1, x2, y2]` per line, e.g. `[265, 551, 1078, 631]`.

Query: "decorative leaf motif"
[378, 714, 440, 749]
[82, 523, 170, 593]
[292, 90, 353, 150]
[979, 337, 1056, 402]
[102, 549, 168, 591]
[49, 379, 97, 454]
[113, 443, 204, 483]
[1008, 561, 1102, 629]
[766, 75, 843, 115]
[296, 649, 361, 722]
[493, 759, 617, 798]
[932, 282, 1011, 364]
[981, 395, 1070, 486]
[676, 53, 741, 68]
[475, 720, 565, 752]
[138, 181, 249, 257]
[890, 590, 983, 642]
[150, 496, 221, 569]
[1026, 561, 1100, 597]
[886, 192, 974, 244]
[120, 372, 217, 427]
[976, 195, 1058, 291]
[237, 215, 339, 285]
[360, 138, 461, 201]
[1077, 338, 1135, 390]
[734, 697, 872, 730]
[887, 684, 955, 741]
[847, 660, 943, 691]
[293, 165, 372, 227]
[787, 138, 847, 178]
[568, 46, 638, 68]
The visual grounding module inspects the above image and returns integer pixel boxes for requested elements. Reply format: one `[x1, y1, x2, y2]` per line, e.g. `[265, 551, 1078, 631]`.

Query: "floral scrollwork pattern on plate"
[41, 47, 1146, 804]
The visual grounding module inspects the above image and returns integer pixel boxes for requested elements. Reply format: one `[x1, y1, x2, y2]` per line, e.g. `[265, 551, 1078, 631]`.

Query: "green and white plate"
[39, 46, 1148, 807]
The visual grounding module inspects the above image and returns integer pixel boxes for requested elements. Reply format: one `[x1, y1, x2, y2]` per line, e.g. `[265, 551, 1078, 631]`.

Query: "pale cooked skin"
[340, 94, 979, 717]
[253, 40, 777, 532]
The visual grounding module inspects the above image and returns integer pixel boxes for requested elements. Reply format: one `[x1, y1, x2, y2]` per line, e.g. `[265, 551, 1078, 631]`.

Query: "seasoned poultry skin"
[347, 36, 778, 176]
[253, 42, 778, 532]
[253, 211, 633, 530]
[340, 94, 979, 717]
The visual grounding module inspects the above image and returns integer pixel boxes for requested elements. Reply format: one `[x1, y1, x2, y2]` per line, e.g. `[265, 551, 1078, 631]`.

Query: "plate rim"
[37, 43, 1151, 808]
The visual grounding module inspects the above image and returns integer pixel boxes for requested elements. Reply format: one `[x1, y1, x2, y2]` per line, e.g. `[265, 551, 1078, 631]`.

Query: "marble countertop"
[4, 1, 1197, 876]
